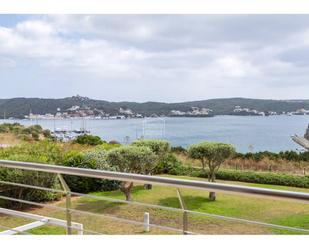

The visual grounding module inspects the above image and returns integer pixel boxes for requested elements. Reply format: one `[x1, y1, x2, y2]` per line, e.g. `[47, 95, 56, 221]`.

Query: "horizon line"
[0, 95, 309, 104]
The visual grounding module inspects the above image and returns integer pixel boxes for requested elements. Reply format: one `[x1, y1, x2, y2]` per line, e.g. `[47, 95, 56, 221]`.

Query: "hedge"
[168, 166, 309, 188]
[0, 141, 63, 207]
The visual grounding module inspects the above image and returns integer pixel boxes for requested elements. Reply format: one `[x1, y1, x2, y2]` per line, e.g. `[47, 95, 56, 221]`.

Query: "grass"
[0, 175, 308, 235]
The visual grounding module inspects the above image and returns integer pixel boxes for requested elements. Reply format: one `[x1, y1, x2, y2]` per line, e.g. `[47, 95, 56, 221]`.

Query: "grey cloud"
[1, 15, 309, 101]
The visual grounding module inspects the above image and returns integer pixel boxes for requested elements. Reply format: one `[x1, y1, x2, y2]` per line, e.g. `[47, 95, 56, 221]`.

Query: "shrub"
[155, 153, 182, 174]
[216, 170, 309, 188]
[233, 150, 309, 163]
[16, 134, 32, 142]
[28, 125, 43, 133]
[62, 150, 119, 193]
[73, 134, 104, 146]
[0, 123, 23, 133]
[167, 165, 309, 188]
[109, 140, 120, 145]
[0, 123, 51, 142]
[171, 146, 187, 154]
[300, 152, 309, 161]
[0, 141, 63, 164]
[0, 142, 63, 207]
[0, 161, 60, 207]
[95, 143, 121, 151]
[42, 129, 52, 138]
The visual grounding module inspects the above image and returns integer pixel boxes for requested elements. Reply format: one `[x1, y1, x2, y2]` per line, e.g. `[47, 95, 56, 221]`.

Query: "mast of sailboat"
[81, 117, 86, 133]
[53, 114, 56, 132]
[29, 108, 32, 125]
[70, 120, 73, 133]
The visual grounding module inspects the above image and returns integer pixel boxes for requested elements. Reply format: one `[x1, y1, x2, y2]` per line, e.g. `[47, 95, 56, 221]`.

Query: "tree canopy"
[106, 145, 156, 201]
[188, 141, 235, 201]
[131, 139, 170, 157]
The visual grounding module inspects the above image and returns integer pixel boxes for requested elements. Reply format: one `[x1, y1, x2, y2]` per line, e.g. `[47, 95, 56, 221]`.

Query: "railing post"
[58, 174, 72, 235]
[144, 212, 150, 232]
[65, 191, 72, 235]
[77, 223, 84, 235]
[177, 189, 188, 235]
[182, 211, 188, 234]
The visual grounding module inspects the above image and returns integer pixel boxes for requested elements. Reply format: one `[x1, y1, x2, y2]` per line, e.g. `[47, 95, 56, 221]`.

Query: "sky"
[0, 14, 309, 102]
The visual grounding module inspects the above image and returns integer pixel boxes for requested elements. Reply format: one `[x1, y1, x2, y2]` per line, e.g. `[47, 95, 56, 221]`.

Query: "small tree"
[106, 146, 156, 201]
[188, 141, 235, 201]
[132, 140, 170, 188]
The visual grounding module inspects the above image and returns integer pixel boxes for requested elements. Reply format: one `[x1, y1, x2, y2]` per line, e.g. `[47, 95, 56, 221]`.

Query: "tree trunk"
[120, 181, 134, 201]
[209, 191, 216, 201]
[18, 188, 24, 209]
[201, 159, 206, 171]
[144, 184, 152, 189]
[208, 170, 216, 201]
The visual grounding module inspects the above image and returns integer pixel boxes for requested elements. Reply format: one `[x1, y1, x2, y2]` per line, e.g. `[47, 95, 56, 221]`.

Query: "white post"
[144, 212, 150, 232]
[77, 223, 84, 235]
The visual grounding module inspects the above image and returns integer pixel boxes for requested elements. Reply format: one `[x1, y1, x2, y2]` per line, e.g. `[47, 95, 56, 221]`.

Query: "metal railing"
[0, 208, 83, 235]
[0, 159, 308, 235]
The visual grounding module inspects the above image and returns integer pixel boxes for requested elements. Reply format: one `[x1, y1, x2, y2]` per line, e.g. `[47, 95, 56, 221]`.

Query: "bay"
[1, 115, 308, 153]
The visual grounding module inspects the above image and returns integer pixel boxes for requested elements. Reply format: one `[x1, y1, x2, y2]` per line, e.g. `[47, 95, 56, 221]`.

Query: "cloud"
[0, 15, 309, 101]
[0, 57, 16, 68]
[16, 20, 55, 37]
[213, 55, 258, 78]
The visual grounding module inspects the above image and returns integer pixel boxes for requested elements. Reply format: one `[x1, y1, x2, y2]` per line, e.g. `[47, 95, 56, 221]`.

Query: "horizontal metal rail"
[0, 207, 83, 235]
[0, 224, 32, 235]
[292, 135, 309, 150]
[0, 160, 309, 202]
[0, 220, 48, 235]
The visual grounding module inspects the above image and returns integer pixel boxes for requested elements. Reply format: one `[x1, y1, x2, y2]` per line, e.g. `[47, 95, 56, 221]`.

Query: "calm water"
[1, 115, 309, 153]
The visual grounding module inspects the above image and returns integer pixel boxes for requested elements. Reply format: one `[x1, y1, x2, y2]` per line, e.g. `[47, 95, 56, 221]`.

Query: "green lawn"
[0, 175, 308, 235]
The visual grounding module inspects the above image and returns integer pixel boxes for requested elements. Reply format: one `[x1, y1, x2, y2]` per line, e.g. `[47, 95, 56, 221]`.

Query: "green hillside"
[0, 96, 309, 118]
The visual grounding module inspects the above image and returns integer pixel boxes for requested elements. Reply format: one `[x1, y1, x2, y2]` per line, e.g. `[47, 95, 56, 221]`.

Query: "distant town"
[26, 105, 214, 120]
[23, 104, 309, 120]
[232, 106, 309, 116]
[26, 105, 144, 120]
[1, 96, 309, 120]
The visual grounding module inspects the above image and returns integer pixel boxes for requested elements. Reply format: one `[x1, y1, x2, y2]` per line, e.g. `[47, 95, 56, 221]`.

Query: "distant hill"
[0, 96, 309, 118]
